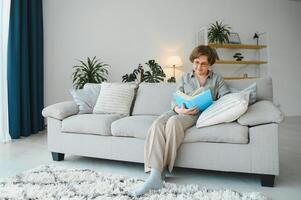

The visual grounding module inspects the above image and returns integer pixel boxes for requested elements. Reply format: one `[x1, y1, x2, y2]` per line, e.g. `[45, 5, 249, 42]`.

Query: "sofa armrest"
[237, 100, 284, 126]
[42, 101, 79, 120]
[249, 123, 279, 175]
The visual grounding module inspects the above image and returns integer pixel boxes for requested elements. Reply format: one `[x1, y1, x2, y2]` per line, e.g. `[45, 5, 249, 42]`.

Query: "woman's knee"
[152, 117, 166, 128]
[166, 115, 179, 125]
[166, 116, 181, 133]
[165, 116, 184, 139]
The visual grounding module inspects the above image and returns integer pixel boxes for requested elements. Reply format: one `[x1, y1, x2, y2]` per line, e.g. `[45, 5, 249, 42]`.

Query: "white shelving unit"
[197, 26, 269, 80]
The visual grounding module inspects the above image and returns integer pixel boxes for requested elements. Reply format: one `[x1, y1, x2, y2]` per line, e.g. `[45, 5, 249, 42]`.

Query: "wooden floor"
[0, 116, 300, 200]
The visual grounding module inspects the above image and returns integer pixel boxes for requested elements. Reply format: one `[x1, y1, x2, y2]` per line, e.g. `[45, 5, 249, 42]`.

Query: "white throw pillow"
[70, 86, 100, 114]
[230, 82, 257, 105]
[196, 92, 249, 128]
[93, 82, 137, 115]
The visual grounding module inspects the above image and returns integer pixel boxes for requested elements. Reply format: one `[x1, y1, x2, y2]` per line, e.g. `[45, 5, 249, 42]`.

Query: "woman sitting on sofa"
[131, 45, 230, 197]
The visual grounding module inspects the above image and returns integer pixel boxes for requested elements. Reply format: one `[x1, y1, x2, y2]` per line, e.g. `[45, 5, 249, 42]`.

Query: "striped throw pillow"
[93, 82, 137, 115]
[196, 92, 249, 128]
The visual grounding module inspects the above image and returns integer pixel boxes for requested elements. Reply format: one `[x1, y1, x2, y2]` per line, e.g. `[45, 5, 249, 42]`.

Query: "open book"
[172, 88, 213, 111]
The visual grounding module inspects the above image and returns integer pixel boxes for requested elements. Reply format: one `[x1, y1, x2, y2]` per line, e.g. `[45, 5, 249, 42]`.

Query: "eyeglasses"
[193, 60, 209, 67]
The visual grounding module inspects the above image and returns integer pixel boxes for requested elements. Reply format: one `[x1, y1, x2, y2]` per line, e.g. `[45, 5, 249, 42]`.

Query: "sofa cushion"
[62, 114, 124, 135]
[93, 82, 137, 115]
[184, 122, 249, 144]
[238, 100, 284, 126]
[196, 92, 249, 128]
[111, 115, 158, 139]
[225, 77, 273, 101]
[111, 115, 248, 144]
[132, 83, 176, 115]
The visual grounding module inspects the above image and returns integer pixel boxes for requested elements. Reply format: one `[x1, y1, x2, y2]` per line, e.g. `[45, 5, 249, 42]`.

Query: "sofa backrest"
[132, 82, 176, 115]
[225, 77, 273, 102]
[132, 77, 273, 115]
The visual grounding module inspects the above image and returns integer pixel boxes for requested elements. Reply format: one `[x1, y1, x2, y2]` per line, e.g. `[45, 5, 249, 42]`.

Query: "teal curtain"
[7, 0, 44, 139]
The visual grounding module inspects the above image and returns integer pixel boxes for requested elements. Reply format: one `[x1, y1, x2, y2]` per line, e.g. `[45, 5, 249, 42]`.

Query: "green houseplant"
[72, 56, 110, 89]
[122, 64, 144, 83]
[143, 60, 166, 83]
[122, 60, 166, 83]
[208, 21, 231, 44]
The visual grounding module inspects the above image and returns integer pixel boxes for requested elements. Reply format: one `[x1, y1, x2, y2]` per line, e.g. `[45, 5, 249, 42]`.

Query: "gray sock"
[130, 168, 163, 197]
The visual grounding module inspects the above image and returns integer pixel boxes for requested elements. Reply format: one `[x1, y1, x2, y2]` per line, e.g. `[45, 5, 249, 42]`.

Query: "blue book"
[173, 89, 213, 111]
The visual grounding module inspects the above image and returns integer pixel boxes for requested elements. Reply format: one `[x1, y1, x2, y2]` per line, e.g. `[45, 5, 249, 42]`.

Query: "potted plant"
[122, 60, 166, 83]
[122, 64, 144, 83]
[143, 60, 166, 83]
[208, 21, 231, 44]
[72, 56, 110, 89]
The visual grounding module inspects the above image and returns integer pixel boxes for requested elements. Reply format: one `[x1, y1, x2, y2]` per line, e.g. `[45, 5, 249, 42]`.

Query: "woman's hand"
[174, 104, 199, 115]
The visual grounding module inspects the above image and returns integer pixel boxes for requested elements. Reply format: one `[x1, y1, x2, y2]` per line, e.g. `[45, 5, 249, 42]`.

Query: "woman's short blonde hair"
[189, 45, 219, 66]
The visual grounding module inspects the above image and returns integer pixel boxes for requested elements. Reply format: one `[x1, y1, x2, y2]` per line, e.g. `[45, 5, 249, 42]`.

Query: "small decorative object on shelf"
[243, 73, 248, 78]
[253, 31, 266, 45]
[208, 21, 231, 44]
[228, 32, 241, 44]
[233, 53, 244, 61]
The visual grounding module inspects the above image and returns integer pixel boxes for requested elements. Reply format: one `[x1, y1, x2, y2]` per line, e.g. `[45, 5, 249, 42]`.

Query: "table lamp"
[167, 56, 183, 82]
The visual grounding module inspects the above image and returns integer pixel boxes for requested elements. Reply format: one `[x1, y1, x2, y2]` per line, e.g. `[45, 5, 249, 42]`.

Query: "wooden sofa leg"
[51, 152, 65, 161]
[260, 174, 275, 187]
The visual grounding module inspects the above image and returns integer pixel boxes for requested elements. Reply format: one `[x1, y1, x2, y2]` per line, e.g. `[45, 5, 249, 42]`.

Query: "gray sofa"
[42, 77, 283, 187]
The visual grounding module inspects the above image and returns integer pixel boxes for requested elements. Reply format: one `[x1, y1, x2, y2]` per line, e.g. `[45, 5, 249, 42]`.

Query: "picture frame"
[228, 32, 241, 44]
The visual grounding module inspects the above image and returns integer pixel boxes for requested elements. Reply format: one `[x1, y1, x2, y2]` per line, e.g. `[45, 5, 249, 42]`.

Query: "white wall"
[43, 0, 301, 116]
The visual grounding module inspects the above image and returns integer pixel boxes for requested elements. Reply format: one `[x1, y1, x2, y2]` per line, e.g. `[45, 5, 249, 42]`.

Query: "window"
[0, 0, 11, 143]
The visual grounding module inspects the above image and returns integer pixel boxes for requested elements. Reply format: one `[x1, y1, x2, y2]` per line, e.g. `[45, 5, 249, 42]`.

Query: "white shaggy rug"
[0, 165, 268, 200]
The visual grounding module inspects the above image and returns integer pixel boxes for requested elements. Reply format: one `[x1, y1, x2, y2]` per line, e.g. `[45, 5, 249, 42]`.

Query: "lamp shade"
[167, 56, 183, 67]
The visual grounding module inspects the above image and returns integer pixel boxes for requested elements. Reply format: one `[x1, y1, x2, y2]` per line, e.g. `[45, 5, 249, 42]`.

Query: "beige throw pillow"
[93, 82, 136, 115]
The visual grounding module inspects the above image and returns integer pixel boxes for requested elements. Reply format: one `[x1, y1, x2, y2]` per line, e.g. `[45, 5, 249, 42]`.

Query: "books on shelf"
[173, 88, 213, 111]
